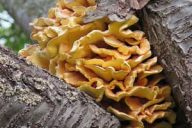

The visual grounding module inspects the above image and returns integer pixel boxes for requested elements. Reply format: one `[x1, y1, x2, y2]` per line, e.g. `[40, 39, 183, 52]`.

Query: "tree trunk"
[0, 0, 55, 36]
[0, 0, 192, 127]
[140, 0, 192, 127]
[0, 46, 120, 128]
[85, 0, 191, 127]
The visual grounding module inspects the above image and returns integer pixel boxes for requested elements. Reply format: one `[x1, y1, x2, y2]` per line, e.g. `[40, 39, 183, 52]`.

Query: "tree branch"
[84, 0, 150, 23]
[0, 46, 120, 127]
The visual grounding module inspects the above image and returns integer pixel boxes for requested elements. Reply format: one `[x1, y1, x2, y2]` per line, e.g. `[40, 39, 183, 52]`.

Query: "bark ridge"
[141, 0, 192, 127]
[0, 46, 120, 128]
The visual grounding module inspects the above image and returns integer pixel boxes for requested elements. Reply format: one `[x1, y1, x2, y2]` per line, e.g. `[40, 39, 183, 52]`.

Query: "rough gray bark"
[0, 0, 55, 36]
[140, 0, 192, 127]
[0, 0, 191, 127]
[85, 0, 150, 23]
[0, 46, 120, 128]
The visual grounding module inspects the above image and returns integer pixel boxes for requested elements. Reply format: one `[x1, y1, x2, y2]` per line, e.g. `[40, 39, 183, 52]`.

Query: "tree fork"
[0, 0, 191, 127]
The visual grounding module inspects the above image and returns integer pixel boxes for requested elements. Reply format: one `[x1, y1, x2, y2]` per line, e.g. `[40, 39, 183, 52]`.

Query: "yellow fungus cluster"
[19, 0, 176, 127]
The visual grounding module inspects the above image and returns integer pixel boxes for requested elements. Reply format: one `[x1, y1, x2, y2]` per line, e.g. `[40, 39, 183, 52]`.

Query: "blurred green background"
[0, 4, 30, 52]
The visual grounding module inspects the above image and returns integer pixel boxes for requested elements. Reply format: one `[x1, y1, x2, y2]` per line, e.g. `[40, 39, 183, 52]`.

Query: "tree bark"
[140, 0, 192, 127]
[0, 0, 55, 36]
[0, 0, 192, 127]
[85, 0, 192, 127]
[85, 0, 150, 23]
[0, 46, 120, 128]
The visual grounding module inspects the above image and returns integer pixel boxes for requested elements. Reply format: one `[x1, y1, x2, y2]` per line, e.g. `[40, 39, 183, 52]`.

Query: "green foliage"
[0, 23, 30, 52]
[0, 4, 3, 12]
[0, 4, 30, 52]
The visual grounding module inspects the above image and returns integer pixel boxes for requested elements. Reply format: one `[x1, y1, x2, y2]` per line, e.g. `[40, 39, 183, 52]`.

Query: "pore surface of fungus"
[19, 0, 176, 127]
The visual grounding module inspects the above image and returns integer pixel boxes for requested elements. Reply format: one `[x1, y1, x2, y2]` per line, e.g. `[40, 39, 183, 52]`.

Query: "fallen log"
[0, 46, 120, 128]
[141, 0, 192, 127]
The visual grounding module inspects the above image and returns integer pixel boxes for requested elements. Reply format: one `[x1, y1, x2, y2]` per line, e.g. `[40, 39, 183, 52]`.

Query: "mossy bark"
[0, 46, 120, 128]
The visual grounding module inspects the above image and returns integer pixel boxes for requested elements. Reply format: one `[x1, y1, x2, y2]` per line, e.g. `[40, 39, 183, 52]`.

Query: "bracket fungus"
[19, 0, 176, 127]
